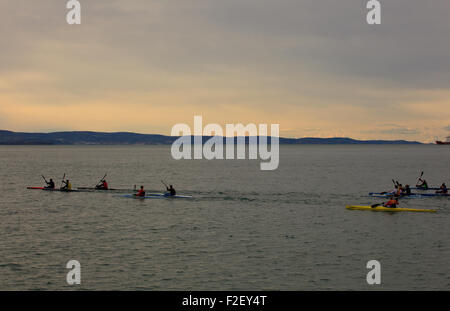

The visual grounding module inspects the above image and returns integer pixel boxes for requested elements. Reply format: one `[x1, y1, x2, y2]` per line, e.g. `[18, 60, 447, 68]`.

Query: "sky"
[0, 0, 449, 142]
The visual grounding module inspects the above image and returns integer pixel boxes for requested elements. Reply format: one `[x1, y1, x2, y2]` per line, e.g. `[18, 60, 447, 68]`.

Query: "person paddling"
[45, 178, 55, 189]
[383, 196, 399, 208]
[403, 185, 411, 195]
[61, 179, 72, 191]
[416, 178, 429, 190]
[96, 179, 109, 190]
[135, 186, 146, 197]
[166, 185, 176, 196]
[436, 183, 448, 194]
[394, 183, 403, 196]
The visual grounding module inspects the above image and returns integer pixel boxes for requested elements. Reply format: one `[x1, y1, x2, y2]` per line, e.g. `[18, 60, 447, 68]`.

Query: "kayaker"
[61, 179, 72, 191]
[416, 178, 428, 190]
[166, 185, 176, 196]
[436, 183, 448, 194]
[395, 184, 403, 196]
[383, 196, 399, 208]
[403, 185, 412, 195]
[96, 179, 109, 190]
[45, 178, 55, 189]
[135, 186, 145, 197]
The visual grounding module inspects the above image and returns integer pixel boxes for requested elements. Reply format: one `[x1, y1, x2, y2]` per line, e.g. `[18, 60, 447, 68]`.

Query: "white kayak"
[120, 193, 193, 199]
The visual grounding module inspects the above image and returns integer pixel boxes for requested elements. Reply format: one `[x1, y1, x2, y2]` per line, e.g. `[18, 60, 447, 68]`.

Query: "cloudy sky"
[0, 0, 449, 142]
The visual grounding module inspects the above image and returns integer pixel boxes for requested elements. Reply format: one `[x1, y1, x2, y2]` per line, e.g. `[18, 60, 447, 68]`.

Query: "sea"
[0, 145, 448, 290]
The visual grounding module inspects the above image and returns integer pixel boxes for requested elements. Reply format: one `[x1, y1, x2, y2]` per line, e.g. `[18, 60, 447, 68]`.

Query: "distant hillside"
[279, 137, 422, 145]
[0, 130, 422, 145]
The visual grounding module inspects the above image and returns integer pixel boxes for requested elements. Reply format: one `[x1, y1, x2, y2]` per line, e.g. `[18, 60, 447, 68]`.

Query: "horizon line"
[0, 129, 426, 143]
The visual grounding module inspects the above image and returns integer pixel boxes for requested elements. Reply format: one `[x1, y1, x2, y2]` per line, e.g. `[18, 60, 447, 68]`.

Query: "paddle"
[161, 180, 168, 188]
[392, 180, 402, 190]
[371, 203, 382, 208]
[416, 171, 424, 186]
[392, 179, 397, 188]
[41, 175, 48, 184]
[60, 173, 66, 189]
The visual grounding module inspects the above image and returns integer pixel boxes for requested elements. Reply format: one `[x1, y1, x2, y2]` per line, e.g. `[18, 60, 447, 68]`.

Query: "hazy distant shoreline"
[0, 130, 422, 145]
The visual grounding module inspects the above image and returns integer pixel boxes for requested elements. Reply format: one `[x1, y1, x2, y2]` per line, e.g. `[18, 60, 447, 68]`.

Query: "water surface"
[0, 145, 448, 290]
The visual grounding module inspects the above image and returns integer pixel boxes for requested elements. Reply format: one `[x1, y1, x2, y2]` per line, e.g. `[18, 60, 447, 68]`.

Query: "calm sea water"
[0, 145, 448, 290]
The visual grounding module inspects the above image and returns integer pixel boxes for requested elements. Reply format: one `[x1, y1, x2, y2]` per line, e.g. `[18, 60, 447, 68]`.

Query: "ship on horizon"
[436, 136, 450, 145]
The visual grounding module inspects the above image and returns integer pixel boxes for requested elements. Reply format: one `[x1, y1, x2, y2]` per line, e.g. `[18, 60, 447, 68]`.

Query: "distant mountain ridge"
[0, 130, 422, 145]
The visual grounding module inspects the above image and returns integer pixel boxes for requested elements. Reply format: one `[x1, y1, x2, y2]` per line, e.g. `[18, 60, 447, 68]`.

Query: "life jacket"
[136, 189, 145, 197]
[102, 181, 109, 190]
[384, 199, 398, 207]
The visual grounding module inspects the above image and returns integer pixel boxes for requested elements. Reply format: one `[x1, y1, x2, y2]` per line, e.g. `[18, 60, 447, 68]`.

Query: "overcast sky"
[0, 0, 449, 142]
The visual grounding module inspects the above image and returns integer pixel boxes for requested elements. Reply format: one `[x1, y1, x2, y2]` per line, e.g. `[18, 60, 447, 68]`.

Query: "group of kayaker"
[134, 184, 176, 197]
[42, 174, 108, 192]
[43, 176, 72, 191]
[393, 183, 412, 196]
[415, 178, 447, 193]
[41, 175, 177, 197]
[376, 175, 447, 208]
[389, 178, 447, 197]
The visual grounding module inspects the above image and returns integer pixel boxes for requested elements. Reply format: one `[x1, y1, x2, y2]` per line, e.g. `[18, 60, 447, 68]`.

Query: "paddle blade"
[60, 173, 66, 187]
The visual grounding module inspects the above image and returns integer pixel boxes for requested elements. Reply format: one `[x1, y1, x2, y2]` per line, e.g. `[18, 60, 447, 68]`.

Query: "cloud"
[0, 0, 449, 142]
[379, 128, 421, 135]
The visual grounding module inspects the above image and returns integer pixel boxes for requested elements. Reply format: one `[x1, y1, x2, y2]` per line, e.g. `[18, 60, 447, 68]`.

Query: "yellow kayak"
[346, 205, 436, 213]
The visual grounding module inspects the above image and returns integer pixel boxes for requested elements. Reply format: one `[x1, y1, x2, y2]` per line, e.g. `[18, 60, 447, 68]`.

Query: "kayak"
[369, 192, 427, 196]
[369, 192, 449, 198]
[368, 195, 421, 199]
[119, 193, 193, 199]
[77, 187, 138, 192]
[412, 187, 441, 191]
[346, 205, 436, 213]
[27, 187, 79, 192]
[419, 193, 449, 197]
